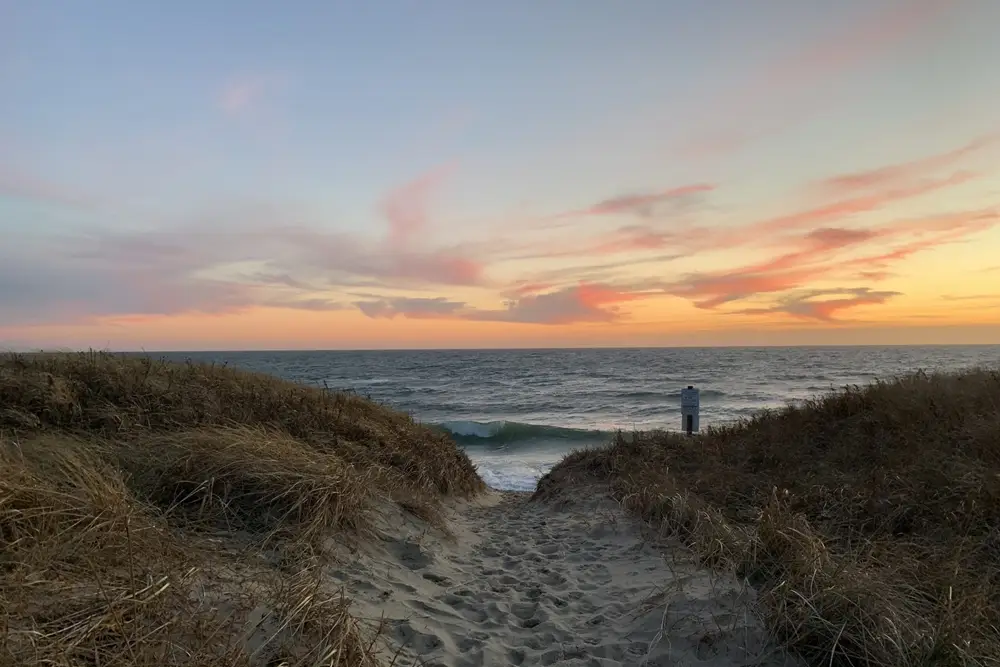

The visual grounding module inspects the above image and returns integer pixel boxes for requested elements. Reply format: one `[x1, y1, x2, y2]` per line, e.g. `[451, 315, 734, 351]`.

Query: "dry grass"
[1, 351, 484, 666]
[536, 369, 1000, 667]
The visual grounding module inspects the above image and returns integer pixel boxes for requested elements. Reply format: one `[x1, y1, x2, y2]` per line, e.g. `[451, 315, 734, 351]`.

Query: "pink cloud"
[355, 283, 647, 325]
[664, 207, 998, 311]
[0, 166, 96, 208]
[818, 134, 997, 194]
[753, 171, 977, 237]
[0, 163, 496, 327]
[794, 290, 899, 320]
[6, 130, 994, 331]
[374, 166, 486, 286]
[380, 165, 454, 246]
[803, 227, 880, 247]
[845, 211, 997, 270]
[672, 206, 996, 314]
[484, 284, 641, 325]
[556, 184, 715, 219]
[676, 269, 824, 310]
[218, 76, 271, 115]
[524, 144, 978, 264]
[587, 225, 677, 254]
[392, 251, 484, 286]
[760, 0, 958, 96]
[679, 0, 963, 157]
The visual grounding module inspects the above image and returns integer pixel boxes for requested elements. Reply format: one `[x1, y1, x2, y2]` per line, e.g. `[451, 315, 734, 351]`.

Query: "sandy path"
[335, 490, 801, 667]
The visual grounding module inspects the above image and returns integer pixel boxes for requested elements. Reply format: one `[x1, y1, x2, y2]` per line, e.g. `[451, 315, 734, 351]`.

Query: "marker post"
[680, 385, 700, 436]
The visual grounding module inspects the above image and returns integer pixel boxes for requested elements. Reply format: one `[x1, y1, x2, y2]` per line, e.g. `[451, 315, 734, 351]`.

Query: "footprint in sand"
[384, 539, 433, 571]
[340, 491, 805, 667]
[422, 572, 451, 585]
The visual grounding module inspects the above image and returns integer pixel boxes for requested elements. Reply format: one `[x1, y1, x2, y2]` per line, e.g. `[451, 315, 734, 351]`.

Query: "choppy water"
[158, 346, 1000, 491]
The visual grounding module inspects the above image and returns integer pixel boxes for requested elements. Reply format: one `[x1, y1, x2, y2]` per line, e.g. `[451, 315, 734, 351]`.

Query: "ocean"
[158, 346, 1000, 491]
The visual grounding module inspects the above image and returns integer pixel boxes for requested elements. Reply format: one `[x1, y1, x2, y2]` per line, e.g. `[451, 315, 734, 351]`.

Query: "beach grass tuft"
[1, 350, 484, 666]
[536, 368, 1000, 667]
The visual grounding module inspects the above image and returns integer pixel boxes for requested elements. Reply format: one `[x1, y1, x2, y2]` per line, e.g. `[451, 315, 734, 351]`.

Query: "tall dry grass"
[536, 369, 1000, 667]
[1, 351, 484, 666]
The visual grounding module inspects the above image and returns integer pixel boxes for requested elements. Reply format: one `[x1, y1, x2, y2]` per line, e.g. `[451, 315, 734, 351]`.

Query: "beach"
[337, 489, 800, 666]
[3, 351, 998, 666]
[156, 346, 1000, 491]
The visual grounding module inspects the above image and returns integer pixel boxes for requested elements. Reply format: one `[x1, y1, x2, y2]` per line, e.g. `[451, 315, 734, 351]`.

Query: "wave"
[435, 420, 613, 448]
[661, 389, 726, 399]
[590, 389, 728, 399]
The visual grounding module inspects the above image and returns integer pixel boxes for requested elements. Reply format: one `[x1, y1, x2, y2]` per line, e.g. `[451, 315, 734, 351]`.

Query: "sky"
[2, 0, 999, 351]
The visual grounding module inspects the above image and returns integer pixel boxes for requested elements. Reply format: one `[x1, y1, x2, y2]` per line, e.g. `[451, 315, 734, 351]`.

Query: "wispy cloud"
[679, 0, 963, 157]
[217, 75, 273, 115]
[355, 283, 646, 325]
[0, 249, 338, 327]
[816, 134, 997, 195]
[552, 184, 714, 221]
[940, 292, 1000, 302]
[377, 166, 486, 285]
[381, 166, 454, 246]
[356, 296, 465, 320]
[735, 287, 901, 321]
[483, 284, 643, 324]
[512, 141, 983, 267]
[0, 167, 487, 326]
[0, 166, 97, 208]
[660, 206, 997, 311]
[750, 171, 977, 239]
[4, 131, 995, 332]
[346, 135, 996, 325]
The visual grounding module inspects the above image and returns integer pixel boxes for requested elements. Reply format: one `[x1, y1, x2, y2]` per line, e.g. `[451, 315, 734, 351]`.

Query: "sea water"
[158, 346, 1000, 491]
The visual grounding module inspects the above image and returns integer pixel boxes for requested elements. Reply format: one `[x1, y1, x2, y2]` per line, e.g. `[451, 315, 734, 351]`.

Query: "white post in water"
[680, 385, 700, 436]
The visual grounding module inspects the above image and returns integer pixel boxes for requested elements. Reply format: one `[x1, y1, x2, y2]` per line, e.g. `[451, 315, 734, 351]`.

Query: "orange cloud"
[662, 207, 998, 311]
[355, 283, 647, 325]
[356, 297, 465, 320]
[473, 132, 995, 327]
[5, 127, 996, 338]
[735, 287, 901, 321]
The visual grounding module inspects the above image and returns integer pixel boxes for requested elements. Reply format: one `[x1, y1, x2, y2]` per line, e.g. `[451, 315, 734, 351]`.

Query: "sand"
[333, 488, 803, 667]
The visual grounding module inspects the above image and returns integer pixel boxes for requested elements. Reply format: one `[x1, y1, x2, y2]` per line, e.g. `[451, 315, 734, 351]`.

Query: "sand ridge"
[331, 489, 802, 667]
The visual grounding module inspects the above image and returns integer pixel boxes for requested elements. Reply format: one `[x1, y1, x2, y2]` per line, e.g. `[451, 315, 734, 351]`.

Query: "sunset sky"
[2, 0, 999, 350]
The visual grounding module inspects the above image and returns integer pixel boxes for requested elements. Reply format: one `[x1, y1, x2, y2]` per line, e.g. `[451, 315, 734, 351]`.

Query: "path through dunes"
[336, 491, 803, 667]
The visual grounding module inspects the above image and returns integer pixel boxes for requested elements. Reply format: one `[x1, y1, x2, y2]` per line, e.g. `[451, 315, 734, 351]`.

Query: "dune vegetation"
[0, 351, 484, 666]
[537, 369, 1000, 667]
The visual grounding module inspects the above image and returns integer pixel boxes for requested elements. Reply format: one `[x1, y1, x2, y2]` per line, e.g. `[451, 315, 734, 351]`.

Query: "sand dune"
[337, 489, 802, 667]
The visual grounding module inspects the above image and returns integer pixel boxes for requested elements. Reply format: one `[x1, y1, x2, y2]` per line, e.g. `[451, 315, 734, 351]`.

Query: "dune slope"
[537, 369, 1000, 667]
[0, 351, 483, 666]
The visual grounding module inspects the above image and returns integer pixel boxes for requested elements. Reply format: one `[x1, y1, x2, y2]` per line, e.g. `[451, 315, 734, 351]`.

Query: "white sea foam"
[466, 451, 567, 491]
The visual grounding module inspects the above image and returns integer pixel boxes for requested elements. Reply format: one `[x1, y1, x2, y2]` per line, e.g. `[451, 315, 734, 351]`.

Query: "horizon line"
[9, 343, 1000, 355]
